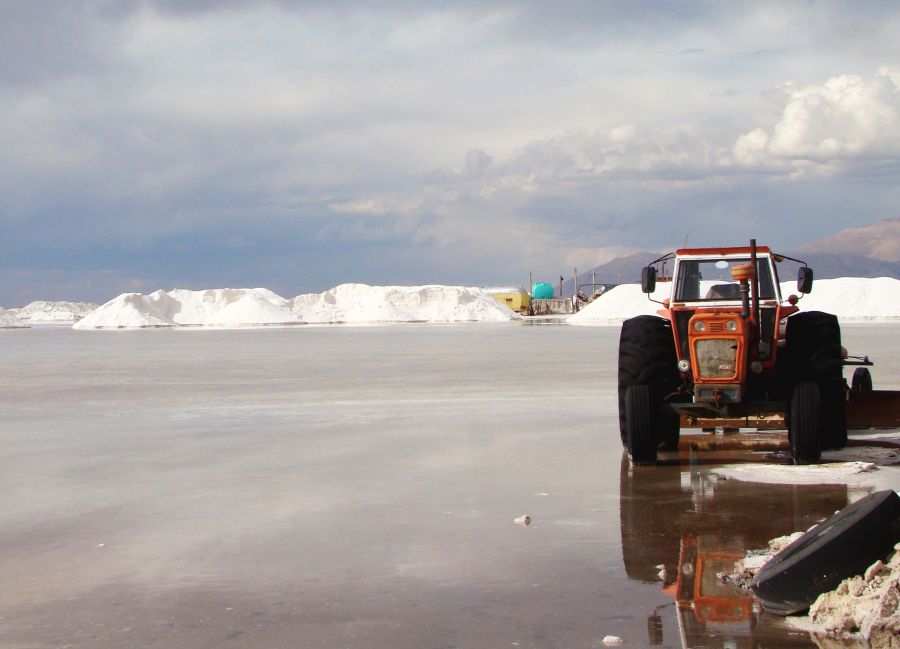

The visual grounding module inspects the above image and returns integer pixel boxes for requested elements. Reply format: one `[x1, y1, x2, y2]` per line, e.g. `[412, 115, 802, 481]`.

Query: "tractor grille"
[706, 322, 725, 333]
[695, 339, 738, 379]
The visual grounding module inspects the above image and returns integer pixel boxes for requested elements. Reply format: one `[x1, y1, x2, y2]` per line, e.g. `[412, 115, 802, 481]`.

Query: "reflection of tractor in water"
[674, 536, 752, 626]
[618, 240, 900, 465]
[619, 455, 848, 647]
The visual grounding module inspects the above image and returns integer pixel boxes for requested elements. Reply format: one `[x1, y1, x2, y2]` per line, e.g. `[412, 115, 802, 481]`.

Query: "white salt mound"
[74, 293, 177, 329]
[784, 277, 900, 322]
[147, 288, 298, 326]
[74, 288, 299, 329]
[290, 283, 520, 324]
[567, 277, 900, 325]
[12, 300, 98, 323]
[567, 283, 668, 325]
[0, 308, 29, 329]
[74, 284, 520, 329]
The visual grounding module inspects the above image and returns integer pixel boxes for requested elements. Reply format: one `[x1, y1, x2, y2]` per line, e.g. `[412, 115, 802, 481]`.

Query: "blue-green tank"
[531, 282, 554, 299]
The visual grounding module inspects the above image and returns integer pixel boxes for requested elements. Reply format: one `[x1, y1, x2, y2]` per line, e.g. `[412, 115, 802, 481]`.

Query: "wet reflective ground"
[0, 323, 897, 648]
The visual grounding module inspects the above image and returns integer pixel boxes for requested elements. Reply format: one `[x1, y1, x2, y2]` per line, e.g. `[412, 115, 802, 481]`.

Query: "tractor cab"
[641, 245, 807, 405]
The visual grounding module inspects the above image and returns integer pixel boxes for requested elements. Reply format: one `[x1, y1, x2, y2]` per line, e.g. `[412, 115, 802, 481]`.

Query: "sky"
[1, 1, 899, 304]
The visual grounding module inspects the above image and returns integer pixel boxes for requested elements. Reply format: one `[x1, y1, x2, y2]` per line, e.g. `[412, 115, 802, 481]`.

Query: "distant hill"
[561, 251, 660, 296]
[781, 252, 900, 281]
[795, 218, 900, 262]
[559, 218, 900, 296]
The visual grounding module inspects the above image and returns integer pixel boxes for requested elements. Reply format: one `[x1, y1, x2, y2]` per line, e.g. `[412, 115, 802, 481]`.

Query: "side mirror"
[797, 267, 813, 294]
[641, 266, 657, 294]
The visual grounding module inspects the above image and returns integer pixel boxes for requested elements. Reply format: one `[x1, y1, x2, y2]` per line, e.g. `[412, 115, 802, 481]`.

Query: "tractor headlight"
[726, 319, 738, 332]
[677, 359, 691, 373]
[693, 320, 706, 333]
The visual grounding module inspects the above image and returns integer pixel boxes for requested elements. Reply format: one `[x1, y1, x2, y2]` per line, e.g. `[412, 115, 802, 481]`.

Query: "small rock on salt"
[864, 560, 885, 582]
[602, 635, 623, 646]
[513, 515, 531, 526]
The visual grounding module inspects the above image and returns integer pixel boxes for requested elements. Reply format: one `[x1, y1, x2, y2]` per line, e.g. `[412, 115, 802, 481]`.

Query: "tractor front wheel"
[625, 385, 656, 464]
[790, 381, 822, 465]
[617, 315, 680, 462]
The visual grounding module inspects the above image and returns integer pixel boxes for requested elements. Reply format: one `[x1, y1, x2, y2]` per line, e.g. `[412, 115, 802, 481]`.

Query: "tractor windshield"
[674, 257, 776, 302]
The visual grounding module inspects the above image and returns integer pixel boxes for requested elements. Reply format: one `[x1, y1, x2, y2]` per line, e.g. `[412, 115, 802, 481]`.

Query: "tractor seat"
[705, 283, 741, 299]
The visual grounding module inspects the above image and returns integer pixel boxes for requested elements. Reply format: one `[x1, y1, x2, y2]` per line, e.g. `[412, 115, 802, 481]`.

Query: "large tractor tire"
[785, 311, 846, 451]
[751, 489, 900, 615]
[625, 385, 656, 463]
[617, 315, 680, 463]
[789, 381, 821, 464]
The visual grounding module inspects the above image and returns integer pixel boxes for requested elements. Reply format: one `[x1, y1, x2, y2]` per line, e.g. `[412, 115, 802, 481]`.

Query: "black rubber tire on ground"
[789, 381, 821, 465]
[751, 489, 900, 615]
[785, 311, 846, 450]
[617, 315, 679, 453]
[625, 385, 657, 464]
[851, 367, 873, 391]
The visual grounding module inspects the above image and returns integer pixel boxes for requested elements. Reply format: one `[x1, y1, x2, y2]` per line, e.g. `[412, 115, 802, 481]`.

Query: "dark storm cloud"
[1, 1, 899, 303]
[0, 1, 114, 85]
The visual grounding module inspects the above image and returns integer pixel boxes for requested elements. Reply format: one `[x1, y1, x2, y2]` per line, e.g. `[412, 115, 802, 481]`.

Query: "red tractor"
[618, 240, 892, 465]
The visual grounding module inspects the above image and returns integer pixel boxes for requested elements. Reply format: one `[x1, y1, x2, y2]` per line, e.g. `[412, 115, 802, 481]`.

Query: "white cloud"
[734, 73, 900, 172]
[328, 200, 389, 216]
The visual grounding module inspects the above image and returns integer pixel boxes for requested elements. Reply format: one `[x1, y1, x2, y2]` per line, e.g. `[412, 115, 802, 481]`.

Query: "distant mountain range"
[561, 218, 900, 296]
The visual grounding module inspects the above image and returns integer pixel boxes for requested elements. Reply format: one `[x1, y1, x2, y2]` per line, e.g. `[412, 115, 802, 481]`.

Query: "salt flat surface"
[710, 457, 898, 490]
[568, 276, 900, 325]
[0, 323, 896, 648]
[74, 284, 519, 329]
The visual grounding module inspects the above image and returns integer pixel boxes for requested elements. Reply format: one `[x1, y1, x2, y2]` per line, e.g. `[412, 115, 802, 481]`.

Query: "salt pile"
[568, 277, 900, 325]
[74, 284, 520, 329]
[74, 293, 179, 329]
[12, 300, 98, 323]
[567, 283, 669, 325]
[0, 309, 29, 329]
[291, 283, 519, 324]
[786, 277, 900, 322]
[151, 288, 298, 326]
[74, 288, 300, 329]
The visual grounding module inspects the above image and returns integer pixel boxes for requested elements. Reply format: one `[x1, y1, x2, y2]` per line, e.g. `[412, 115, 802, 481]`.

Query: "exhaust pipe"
[750, 239, 761, 328]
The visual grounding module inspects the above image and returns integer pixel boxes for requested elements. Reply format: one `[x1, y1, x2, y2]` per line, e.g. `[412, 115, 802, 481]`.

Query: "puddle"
[0, 324, 895, 648]
[619, 453, 856, 648]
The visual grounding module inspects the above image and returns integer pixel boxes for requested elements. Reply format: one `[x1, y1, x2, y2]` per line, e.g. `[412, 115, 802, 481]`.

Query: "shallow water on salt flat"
[0, 323, 896, 648]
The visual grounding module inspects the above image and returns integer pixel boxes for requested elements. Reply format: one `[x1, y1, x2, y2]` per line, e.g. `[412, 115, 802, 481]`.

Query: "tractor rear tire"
[790, 381, 821, 465]
[851, 367, 873, 391]
[617, 315, 679, 456]
[785, 311, 846, 450]
[625, 385, 656, 464]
